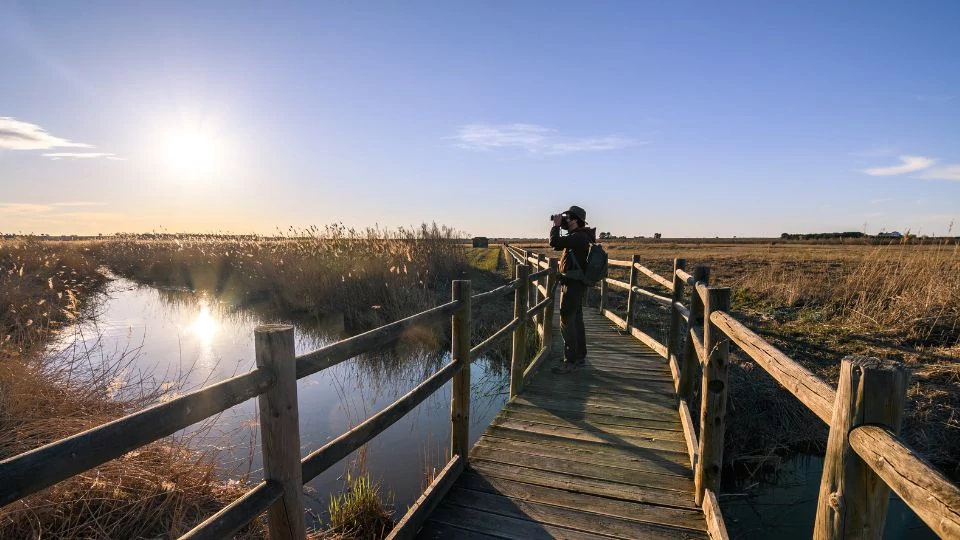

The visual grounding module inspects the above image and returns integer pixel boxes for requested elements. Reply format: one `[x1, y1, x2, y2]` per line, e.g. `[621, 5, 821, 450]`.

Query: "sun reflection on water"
[192, 299, 219, 346]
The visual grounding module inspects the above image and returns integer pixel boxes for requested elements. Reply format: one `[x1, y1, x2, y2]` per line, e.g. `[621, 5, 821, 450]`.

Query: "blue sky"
[1, 1, 958, 237]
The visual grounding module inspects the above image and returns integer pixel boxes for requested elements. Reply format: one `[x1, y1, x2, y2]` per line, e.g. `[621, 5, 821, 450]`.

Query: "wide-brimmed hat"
[565, 205, 587, 224]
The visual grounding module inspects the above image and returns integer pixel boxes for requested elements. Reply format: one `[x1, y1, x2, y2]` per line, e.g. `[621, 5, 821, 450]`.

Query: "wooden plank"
[416, 521, 502, 539]
[525, 377, 679, 402]
[519, 389, 678, 417]
[487, 418, 689, 454]
[501, 402, 683, 431]
[180, 480, 283, 540]
[634, 262, 674, 291]
[469, 446, 694, 493]
[702, 489, 729, 540]
[468, 460, 700, 510]
[387, 456, 464, 540]
[472, 437, 690, 478]
[444, 487, 706, 539]
[426, 502, 627, 540]
[678, 399, 699, 471]
[477, 431, 692, 477]
[510, 396, 683, 424]
[493, 409, 686, 441]
[454, 471, 706, 531]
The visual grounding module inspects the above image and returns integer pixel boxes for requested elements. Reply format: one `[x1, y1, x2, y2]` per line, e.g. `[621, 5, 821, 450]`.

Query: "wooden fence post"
[254, 325, 306, 540]
[536, 253, 547, 339]
[542, 258, 558, 354]
[625, 254, 640, 329]
[813, 356, 909, 539]
[678, 266, 709, 404]
[667, 258, 686, 372]
[510, 264, 530, 399]
[450, 280, 472, 460]
[598, 278, 607, 314]
[695, 287, 731, 506]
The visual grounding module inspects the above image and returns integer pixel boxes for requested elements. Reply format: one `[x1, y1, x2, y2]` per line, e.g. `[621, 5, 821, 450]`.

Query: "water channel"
[48, 275, 939, 537]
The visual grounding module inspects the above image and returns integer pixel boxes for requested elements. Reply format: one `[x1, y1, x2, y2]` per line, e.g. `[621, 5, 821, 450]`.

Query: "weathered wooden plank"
[444, 487, 706, 539]
[493, 410, 686, 441]
[477, 432, 692, 477]
[469, 447, 694, 493]
[387, 455, 464, 540]
[519, 389, 678, 417]
[426, 502, 628, 540]
[469, 460, 700, 510]
[416, 521, 502, 539]
[472, 437, 691, 478]
[487, 418, 689, 454]
[454, 471, 706, 531]
[501, 402, 683, 431]
[510, 396, 683, 424]
[702, 489, 729, 540]
[525, 378, 679, 402]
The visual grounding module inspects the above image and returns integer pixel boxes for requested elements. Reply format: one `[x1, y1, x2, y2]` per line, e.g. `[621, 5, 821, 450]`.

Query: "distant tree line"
[780, 231, 867, 240]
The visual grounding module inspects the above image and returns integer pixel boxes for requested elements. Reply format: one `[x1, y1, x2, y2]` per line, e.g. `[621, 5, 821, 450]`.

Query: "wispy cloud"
[43, 152, 124, 160]
[862, 155, 934, 176]
[0, 117, 92, 150]
[917, 165, 960, 182]
[451, 123, 644, 154]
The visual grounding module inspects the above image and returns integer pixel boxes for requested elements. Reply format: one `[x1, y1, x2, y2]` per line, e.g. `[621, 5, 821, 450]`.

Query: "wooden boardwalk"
[415, 310, 709, 539]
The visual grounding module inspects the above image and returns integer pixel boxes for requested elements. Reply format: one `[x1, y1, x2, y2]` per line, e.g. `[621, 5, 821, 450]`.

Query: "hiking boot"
[573, 357, 587, 368]
[551, 363, 574, 374]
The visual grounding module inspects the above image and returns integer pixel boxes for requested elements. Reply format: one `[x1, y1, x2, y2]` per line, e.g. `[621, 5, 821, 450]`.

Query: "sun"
[165, 131, 217, 175]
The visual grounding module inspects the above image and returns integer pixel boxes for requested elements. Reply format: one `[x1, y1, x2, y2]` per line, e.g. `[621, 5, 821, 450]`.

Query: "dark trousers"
[559, 280, 587, 363]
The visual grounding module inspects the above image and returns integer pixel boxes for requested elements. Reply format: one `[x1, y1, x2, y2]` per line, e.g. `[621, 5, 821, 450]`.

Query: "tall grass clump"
[324, 471, 394, 539]
[91, 223, 470, 332]
[0, 237, 262, 538]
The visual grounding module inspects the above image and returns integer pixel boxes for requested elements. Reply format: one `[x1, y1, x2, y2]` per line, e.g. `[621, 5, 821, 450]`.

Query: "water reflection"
[46, 276, 509, 527]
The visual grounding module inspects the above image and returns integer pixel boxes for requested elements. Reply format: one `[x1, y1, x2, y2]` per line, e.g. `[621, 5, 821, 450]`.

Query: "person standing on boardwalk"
[549, 205, 597, 374]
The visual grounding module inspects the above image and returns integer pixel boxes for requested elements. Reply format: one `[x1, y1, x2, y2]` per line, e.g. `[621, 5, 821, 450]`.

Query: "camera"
[550, 213, 571, 229]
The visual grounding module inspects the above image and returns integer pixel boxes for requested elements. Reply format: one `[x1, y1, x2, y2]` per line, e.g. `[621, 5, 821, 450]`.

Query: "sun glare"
[192, 300, 219, 345]
[165, 131, 217, 175]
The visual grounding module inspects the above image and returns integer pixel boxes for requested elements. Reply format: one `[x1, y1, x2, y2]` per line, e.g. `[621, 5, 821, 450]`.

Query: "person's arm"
[549, 225, 578, 249]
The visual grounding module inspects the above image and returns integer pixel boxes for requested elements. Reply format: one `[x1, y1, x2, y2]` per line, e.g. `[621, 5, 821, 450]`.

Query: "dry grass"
[518, 239, 960, 479]
[89, 224, 470, 333]
[0, 237, 264, 539]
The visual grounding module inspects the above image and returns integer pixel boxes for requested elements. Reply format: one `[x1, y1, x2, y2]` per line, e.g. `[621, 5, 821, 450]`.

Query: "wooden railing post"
[678, 266, 709, 403]
[695, 287, 731, 506]
[598, 278, 607, 314]
[667, 258, 687, 372]
[450, 280, 471, 460]
[510, 264, 530, 399]
[254, 325, 306, 540]
[625, 254, 640, 329]
[542, 258, 558, 353]
[813, 356, 909, 539]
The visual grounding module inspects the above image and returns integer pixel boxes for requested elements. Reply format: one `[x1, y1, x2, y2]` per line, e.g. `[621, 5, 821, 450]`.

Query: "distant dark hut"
[472, 236, 489, 248]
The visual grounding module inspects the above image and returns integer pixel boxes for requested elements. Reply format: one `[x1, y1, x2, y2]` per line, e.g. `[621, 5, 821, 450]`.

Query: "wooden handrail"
[181, 480, 283, 540]
[676, 268, 696, 286]
[525, 296, 552, 321]
[528, 267, 551, 280]
[710, 310, 835, 423]
[631, 285, 672, 305]
[608, 258, 632, 267]
[471, 279, 520, 305]
[470, 317, 521, 361]
[295, 299, 462, 379]
[0, 368, 274, 507]
[674, 301, 690, 321]
[849, 426, 960, 538]
[301, 359, 462, 483]
[634, 262, 674, 291]
[604, 277, 631, 290]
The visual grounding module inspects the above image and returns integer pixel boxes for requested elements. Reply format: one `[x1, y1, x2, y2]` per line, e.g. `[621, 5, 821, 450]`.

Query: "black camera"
[550, 213, 571, 229]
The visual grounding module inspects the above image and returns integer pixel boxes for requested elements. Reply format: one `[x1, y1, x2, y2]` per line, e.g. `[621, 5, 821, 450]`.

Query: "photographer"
[549, 205, 597, 374]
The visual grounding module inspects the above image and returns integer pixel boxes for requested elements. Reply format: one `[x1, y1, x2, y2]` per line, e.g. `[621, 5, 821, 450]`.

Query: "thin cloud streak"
[452, 123, 644, 154]
[917, 165, 960, 182]
[862, 155, 934, 176]
[0, 117, 92, 150]
[43, 152, 123, 160]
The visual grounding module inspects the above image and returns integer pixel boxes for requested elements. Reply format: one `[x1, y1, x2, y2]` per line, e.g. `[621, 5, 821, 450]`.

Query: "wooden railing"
[518, 244, 960, 539]
[0, 248, 557, 540]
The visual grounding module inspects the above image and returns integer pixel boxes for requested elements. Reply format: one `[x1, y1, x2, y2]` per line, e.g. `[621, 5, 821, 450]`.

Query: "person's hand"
[553, 215, 563, 227]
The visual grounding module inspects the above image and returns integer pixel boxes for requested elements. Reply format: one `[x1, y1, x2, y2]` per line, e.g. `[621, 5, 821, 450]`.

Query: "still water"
[48, 276, 509, 527]
[49, 276, 941, 536]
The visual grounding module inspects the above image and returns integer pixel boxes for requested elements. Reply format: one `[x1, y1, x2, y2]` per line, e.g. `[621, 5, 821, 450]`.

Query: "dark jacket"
[550, 226, 597, 274]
